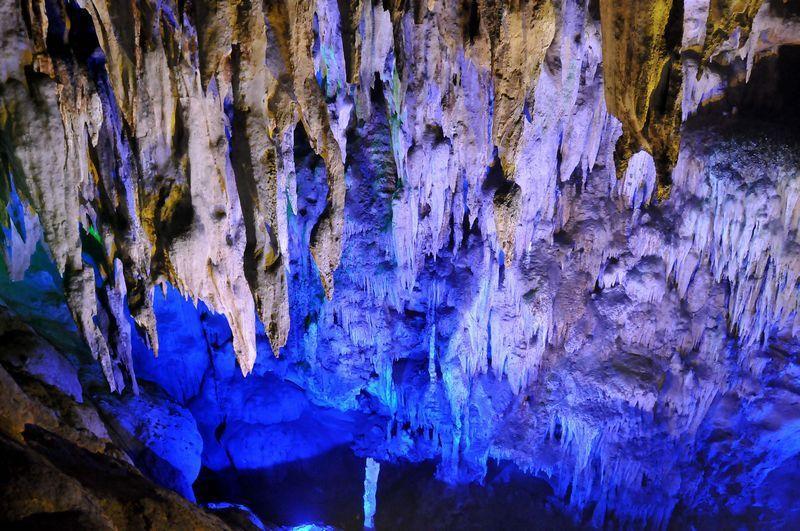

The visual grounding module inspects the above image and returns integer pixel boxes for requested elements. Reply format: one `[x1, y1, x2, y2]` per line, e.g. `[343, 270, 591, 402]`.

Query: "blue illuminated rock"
[94, 387, 203, 501]
[1, 0, 800, 528]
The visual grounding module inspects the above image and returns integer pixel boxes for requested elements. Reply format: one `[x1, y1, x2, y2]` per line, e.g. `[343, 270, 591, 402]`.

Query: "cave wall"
[1, 0, 800, 527]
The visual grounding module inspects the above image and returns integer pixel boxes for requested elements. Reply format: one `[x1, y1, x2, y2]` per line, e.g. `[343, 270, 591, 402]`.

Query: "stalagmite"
[362, 457, 380, 529]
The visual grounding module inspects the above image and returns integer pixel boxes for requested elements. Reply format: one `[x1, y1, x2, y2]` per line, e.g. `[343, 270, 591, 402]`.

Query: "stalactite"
[1, 0, 799, 527]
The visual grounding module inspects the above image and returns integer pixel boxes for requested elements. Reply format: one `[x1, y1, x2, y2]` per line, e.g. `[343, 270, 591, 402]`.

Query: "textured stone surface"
[0, 306, 239, 529]
[1, 0, 800, 527]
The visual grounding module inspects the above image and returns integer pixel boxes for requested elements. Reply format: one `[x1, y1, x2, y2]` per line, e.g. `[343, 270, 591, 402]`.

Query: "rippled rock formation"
[1, 0, 800, 528]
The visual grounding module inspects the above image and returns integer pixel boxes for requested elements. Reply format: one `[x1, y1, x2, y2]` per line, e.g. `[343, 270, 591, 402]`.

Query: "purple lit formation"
[1, 0, 800, 529]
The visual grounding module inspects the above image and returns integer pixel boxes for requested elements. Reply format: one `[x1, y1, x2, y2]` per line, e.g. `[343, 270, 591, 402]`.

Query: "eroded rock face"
[1, 0, 800, 527]
[0, 305, 239, 529]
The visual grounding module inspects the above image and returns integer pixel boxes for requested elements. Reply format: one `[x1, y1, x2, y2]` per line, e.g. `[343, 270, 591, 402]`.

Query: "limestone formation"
[1, 0, 799, 527]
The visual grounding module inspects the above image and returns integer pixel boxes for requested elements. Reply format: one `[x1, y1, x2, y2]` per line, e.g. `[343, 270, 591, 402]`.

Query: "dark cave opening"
[736, 44, 800, 127]
[693, 44, 800, 131]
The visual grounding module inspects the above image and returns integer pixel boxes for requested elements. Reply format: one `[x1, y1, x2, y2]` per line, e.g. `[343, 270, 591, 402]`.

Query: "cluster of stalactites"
[1, 0, 600, 393]
[2, 0, 797, 410]
[3, 1, 800, 527]
[0, 0, 353, 390]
